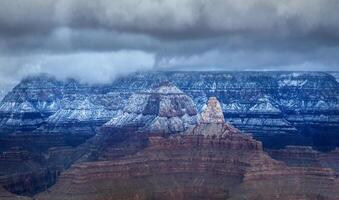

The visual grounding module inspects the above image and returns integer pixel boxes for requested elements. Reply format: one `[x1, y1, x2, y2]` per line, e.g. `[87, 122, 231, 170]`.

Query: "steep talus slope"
[36, 97, 339, 200]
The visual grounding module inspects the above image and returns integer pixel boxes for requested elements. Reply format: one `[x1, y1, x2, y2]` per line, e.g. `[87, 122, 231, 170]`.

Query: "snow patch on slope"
[104, 83, 199, 134]
[47, 97, 115, 123]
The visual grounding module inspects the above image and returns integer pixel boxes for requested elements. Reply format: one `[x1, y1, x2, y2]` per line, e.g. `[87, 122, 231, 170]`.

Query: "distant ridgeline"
[0, 71, 338, 150]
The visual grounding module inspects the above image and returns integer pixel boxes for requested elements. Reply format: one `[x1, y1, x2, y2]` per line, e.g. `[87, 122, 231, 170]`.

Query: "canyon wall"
[0, 71, 338, 150]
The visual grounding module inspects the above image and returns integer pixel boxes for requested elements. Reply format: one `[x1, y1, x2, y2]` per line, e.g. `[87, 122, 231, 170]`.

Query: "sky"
[0, 0, 339, 86]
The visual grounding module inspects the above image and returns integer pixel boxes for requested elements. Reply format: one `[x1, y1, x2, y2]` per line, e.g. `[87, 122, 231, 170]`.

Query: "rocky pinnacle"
[200, 97, 225, 124]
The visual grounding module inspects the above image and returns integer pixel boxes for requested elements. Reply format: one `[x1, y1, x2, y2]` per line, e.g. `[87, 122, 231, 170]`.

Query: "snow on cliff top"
[103, 82, 199, 134]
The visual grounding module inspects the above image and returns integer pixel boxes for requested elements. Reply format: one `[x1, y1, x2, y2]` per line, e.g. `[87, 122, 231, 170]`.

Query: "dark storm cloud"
[1, 0, 339, 39]
[0, 0, 339, 86]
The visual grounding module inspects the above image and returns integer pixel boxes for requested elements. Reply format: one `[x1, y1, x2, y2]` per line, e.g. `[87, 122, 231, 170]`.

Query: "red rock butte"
[35, 97, 339, 200]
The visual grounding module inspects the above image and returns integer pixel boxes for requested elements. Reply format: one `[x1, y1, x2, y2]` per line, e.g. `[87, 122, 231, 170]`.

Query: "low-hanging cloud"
[0, 0, 338, 86]
[0, 51, 154, 86]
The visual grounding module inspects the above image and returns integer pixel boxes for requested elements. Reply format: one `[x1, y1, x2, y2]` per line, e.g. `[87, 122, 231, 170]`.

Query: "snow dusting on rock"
[103, 82, 199, 134]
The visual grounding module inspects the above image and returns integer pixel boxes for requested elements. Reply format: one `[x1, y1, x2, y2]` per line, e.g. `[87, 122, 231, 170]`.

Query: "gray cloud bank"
[0, 0, 339, 86]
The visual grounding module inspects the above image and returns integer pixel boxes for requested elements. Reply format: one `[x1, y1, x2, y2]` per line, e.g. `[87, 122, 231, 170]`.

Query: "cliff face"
[1, 71, 338, 149]
[0, 75, 126, 135]
[98, 83, 200, 161]
[35, 98, 339, 200]
[102, 82, 199, 135]
[0, 73, 338, 199]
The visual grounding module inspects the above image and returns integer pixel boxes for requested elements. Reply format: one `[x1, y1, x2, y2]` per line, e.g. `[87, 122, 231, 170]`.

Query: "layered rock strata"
[1, 71, 338, 149]
[102, 82, 199, 135]
[36, 97, 339, 200]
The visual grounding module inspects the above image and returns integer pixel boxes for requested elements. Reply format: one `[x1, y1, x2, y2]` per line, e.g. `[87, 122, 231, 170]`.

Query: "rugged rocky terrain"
[99, 82, 200, 161]
[35, 97, 339, 200]
[0, 92, 338, 199]
[103, 82, 199, 135]
[0, 71, 338, 199]
[0, 75, 123, 135]
[0, 71, 338, 150]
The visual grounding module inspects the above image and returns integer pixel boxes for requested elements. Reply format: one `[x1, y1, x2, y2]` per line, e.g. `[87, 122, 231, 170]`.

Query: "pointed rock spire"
[200, 97, 225, 124]
[189, 97, 242, 137]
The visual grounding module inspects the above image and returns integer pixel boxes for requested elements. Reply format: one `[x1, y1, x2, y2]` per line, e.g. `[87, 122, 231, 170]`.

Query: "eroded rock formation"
[36, 97, 339, 200]
[102, 82, 200, 135]
[1, 71, 338, 149]
[200, 97, 225, 124]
